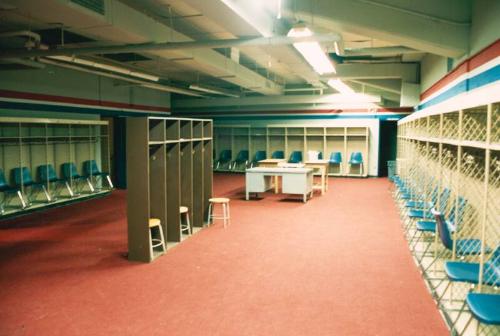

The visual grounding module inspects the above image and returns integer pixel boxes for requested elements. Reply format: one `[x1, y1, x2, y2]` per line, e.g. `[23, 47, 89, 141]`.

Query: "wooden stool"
[149, 218, 166, 256]
[207, 197, 230, 228]
[180, 206, 192, 235]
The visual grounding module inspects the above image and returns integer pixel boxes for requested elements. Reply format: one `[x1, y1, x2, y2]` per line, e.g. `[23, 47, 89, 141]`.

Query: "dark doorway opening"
[378, 120, 398, 177]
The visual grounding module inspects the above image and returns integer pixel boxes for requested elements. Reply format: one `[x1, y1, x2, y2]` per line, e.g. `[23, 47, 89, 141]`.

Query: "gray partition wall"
[126, 117, 213, 263]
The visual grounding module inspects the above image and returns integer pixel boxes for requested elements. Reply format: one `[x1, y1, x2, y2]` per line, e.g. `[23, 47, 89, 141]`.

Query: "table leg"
[321, 169, 325, 195]
[274, 175, 279, 193]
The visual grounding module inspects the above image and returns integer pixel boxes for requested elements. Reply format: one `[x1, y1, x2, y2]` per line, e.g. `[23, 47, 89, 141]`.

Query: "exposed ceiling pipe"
[283, 87, 324, 92]
[343, 46, 420, 57]
[0, 34, 341, 59]
[0, 30, 41, 46]
[39, 58, 204, 97]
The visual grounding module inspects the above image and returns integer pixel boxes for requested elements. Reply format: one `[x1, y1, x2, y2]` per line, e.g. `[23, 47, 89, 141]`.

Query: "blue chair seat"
[408, 209, 433, 219]
[416, 220, 436, 232]
[406, 200, 426, 208]
[466, 293, 500, 325]
[445, 261, 480, 283]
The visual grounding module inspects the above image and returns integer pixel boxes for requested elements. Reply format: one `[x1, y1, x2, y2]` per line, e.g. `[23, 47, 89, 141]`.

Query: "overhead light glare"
[47, 55, 160, 82]
[288, 26, 336, 75]
[189, 84, 240, 98]
[327, 79, 355, 94]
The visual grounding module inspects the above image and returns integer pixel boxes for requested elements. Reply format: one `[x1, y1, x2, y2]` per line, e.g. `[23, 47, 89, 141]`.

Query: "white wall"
[0, 63, 170, 119]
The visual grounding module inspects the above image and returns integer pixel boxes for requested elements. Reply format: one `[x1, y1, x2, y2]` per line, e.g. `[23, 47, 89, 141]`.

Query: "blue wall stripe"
[417, 65, 500, 111]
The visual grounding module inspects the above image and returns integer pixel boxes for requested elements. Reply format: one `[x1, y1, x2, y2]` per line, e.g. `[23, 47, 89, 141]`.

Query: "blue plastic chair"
[451, 293, 500, 335]
[0, 169, 24, 213]
[83, 160, 113, 190]
[348, 152, 363, 175]
[329, 152, 342, 174]
[329, 152, 342, 164]
[288, 151, 302, 163]
[62, 162, 92, 196]
[215, 150, 232, 170]
[466, 293, 500, 325]
[13, 167, 50, 204]
[271, 150, 284, 159]
[433, 208, 491, 256]
[37, 164, 68, 201]
[251, 150, 267, 167]
[231, 150, 250, 170]
[444, 245, 500, 287]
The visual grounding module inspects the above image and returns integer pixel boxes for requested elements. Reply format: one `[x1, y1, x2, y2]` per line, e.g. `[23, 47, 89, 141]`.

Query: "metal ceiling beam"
[343, 46, 420, 57]
[287, 0, 469, 57]
[349, 79, 402, 94]
[323, 63, 418, 82]
[173, 94, 381, 109]
[0, 34, 341, 59]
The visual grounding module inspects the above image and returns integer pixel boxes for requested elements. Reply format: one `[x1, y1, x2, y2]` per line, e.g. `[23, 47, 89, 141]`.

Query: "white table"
[304, 160, 330, 195]
[245, 167, 314, 202]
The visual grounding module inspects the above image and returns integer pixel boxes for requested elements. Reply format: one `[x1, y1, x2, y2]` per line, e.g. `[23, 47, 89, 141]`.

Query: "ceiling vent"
[70, 0, 105, 15]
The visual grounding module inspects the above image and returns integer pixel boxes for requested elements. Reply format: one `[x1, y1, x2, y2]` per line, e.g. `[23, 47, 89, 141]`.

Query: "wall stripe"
[420, 39, 500, 101]
[417, 64, 500, 111]
[0, 89, 171, 115]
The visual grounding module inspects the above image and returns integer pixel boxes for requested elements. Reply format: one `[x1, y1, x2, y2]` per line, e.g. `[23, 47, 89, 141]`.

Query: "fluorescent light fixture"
[288, 25, 336, 75]
[327, 79, 355, 94]
[334, 41, 340, 55]
[189, 84, 240, 98]
[47, 55, 160, 82]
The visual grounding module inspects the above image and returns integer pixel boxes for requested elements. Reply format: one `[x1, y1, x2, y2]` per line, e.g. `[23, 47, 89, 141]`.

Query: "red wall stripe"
[0, 89, 171, 113]
[421, 39, 500, 101]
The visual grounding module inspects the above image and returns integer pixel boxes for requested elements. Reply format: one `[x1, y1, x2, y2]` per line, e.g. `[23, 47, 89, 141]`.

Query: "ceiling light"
[334, 41, 340, 55]
[189, 84, 240, 98]
[47, 55, 160, 82]
[288, 25, 336, 75]
[327, 79, 355, 94]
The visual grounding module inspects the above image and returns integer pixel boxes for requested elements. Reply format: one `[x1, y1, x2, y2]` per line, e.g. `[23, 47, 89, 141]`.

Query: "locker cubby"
[166, 119, 180, 141]
[192, 120, 203, 139]
[126, 117, 213, 263]
[148, 119, 165, 143]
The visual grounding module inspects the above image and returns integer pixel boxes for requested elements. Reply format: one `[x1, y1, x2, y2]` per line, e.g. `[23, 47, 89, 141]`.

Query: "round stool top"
[209, 197, 230, 203]
[149, 218, 161, 227]
[179, 206, 189, 213]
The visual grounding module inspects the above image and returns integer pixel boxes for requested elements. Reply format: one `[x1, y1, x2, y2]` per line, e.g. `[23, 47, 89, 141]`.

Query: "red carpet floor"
[0, 174, 447, 336]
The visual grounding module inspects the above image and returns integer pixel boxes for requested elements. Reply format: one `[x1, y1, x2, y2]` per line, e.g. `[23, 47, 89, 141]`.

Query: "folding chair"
[461, 293, 500, 333]
[437, 245, 500, 303]
[214, 150, 231, 170]
[288, 151, 302, 163]
[348, 152, 363, 175]
[37, 164, 70, 201]
[329, 152, 342, 174]
[83, 160, 114, 191]
[250, 150, 266, 167]
[13, 167, 51, 205]
[230, 150, 249, 170]
[0, 169, 25, 213]
[61, 162, 94, 196]
[423, 208, 491, 274]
